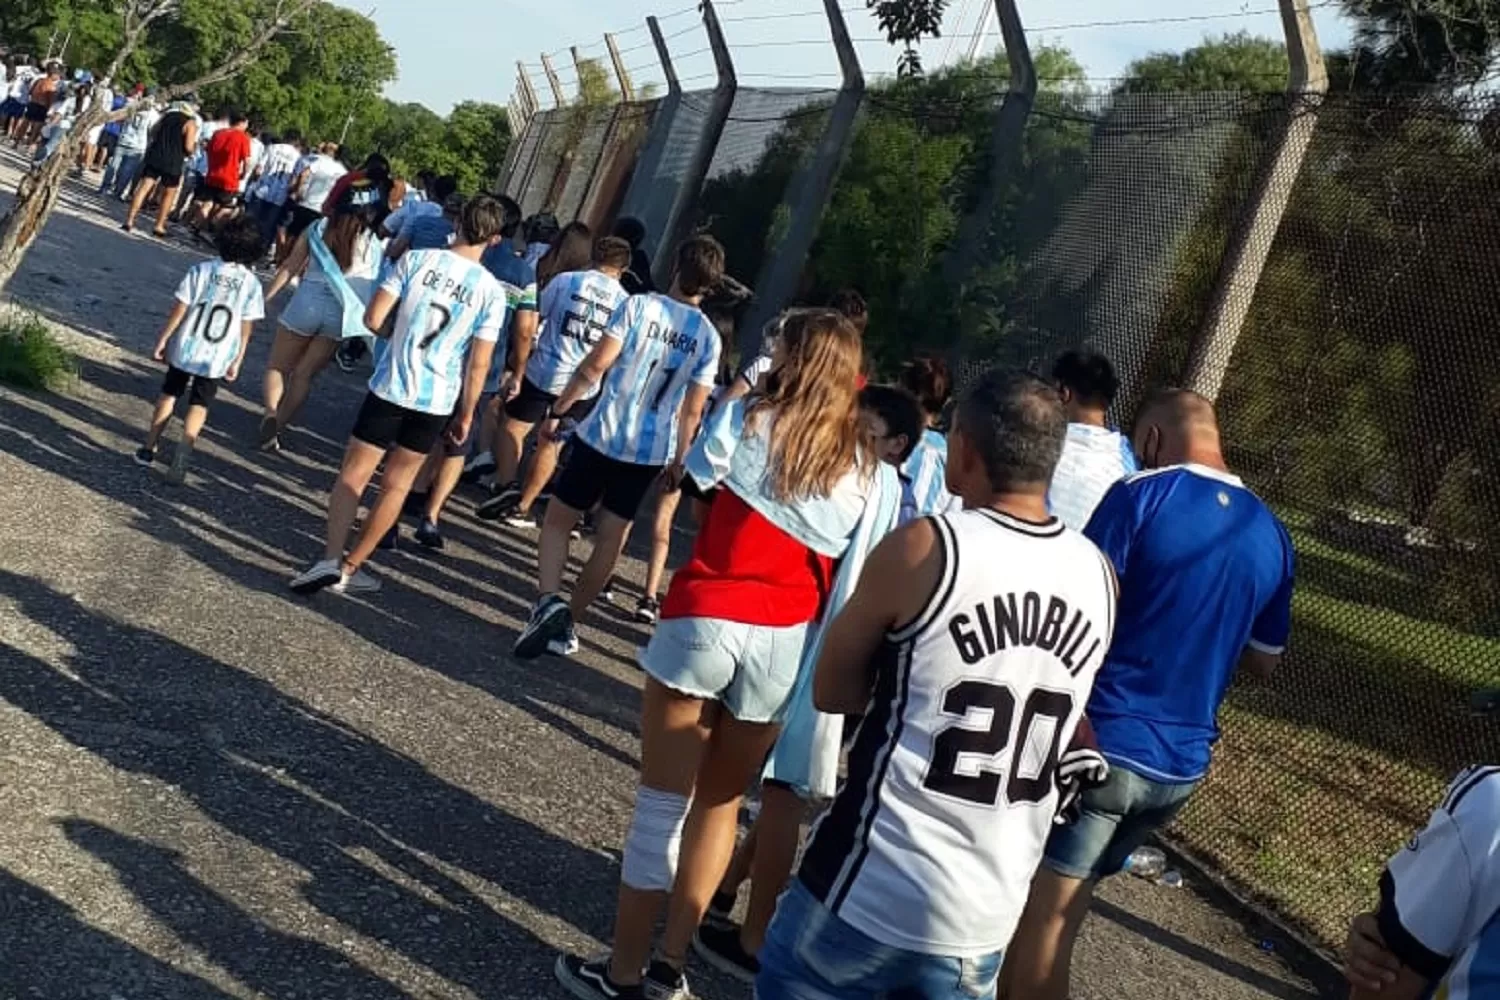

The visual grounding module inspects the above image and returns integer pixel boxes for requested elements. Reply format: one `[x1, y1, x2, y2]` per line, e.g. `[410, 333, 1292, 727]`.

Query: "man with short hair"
[511, 235, 726, 660]
[102, 95, 159, 200]
[249, 129, 301, 250]
[1048, 349, 1137, 531]
[755, 368, 1118, 1000]
[190, 108, 252, 232]
[1001, 388, 1296, 1000]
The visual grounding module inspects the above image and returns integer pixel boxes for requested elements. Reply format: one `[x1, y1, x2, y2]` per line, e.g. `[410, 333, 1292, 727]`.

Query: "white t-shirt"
[253, 143, 302, 205]
[239, 136, 265, 193]
[168, 260, 266, 379]
[296, 155, 347, 211]
[369, 249, 510, 415]
[118, 105, 160, 150]
[10, 67, 39, 101]
[1379, 765, 1500, 999]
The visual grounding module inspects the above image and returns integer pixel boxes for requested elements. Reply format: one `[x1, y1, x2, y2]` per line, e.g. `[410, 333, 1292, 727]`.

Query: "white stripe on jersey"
[168, 260, 265, 379]
[369, 249, 509, 416]
[1049, 423, 1137, 531]
[525, 269, 629, 397]
[899, 430, 958, 524]
[575, 292, 722, 467]
[800, 509, 1116, 958]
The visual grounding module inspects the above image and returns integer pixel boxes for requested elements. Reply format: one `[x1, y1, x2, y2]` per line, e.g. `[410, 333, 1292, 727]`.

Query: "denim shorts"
[1042, 764, 1199, 880]
[757, 881, 1003, 1000]
[280, 279, 345, 340]
[641, 616, 808, 724]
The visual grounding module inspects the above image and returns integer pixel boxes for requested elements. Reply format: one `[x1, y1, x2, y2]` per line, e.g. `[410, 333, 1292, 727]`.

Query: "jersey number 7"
[419, 304, 453, 350]
[923, 681, 1075, 808]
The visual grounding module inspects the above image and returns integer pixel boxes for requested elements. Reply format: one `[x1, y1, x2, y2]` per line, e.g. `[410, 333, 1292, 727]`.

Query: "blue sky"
[349, 1, 1353, 114]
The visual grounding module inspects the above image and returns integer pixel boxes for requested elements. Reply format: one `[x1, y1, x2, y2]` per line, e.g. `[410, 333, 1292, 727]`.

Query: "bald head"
[1133, 388, 1226, 469]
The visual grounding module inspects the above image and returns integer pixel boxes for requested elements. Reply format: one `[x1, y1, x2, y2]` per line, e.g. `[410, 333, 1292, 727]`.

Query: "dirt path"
[0, 151, 1338, 1000]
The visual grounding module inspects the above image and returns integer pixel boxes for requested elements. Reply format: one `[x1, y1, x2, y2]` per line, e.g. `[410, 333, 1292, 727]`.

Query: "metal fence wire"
[504, 67, 1500, 950]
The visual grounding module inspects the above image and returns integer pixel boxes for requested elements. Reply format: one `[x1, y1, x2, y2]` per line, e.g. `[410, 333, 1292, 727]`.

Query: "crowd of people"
[3, 39, 1491, 1000]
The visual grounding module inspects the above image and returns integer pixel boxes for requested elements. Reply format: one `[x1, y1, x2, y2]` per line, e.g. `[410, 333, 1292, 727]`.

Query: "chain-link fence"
[502, 43, 1500, 951]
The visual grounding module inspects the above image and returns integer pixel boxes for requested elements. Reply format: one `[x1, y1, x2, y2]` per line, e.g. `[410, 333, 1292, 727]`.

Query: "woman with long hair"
[258, 178, 385, 452]
[535, 220, 593, 290]
[554, 309, 902, 1000]
[898, 354, 958, 521]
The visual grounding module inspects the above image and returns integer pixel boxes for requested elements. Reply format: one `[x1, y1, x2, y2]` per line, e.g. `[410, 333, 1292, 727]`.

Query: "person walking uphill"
[125, 102, 198, 237]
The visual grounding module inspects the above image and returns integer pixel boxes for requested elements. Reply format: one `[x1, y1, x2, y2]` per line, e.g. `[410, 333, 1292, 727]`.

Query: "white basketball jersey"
[799, 507, 1117, 958]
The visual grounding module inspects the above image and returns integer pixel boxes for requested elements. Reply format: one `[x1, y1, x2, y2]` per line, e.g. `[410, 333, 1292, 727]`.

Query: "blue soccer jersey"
[1083, 464, 1295, 782]
[575, 292, 722, 467]
[898, 428, 959, 524]
[168, 259, 265, 379]
[369, 249, 509, 416]
[526, 268, 630, 396]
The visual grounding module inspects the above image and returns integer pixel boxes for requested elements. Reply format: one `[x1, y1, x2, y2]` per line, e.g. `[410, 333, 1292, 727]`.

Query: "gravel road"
[0, 151, 1339, 1000]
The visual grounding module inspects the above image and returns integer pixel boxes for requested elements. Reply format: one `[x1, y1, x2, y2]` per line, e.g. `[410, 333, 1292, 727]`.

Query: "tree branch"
[158, 0, 317, 100]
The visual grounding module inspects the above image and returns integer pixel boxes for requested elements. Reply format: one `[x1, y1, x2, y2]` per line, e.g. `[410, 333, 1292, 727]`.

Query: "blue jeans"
[1042, 764, 1199, 880]
[756, 881, 1003, 1000]
[101, 146, 143, 198]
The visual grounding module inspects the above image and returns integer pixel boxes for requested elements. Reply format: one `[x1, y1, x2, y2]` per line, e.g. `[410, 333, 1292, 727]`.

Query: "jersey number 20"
[922, 681, 1074, 807]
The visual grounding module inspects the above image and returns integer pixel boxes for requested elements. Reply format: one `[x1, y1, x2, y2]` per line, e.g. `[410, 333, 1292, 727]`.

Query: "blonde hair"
[747, 309, 868, 501]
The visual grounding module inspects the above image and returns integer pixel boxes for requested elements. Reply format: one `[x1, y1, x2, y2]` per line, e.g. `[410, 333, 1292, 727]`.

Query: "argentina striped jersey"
[575, 292, 722, 466]
[369, 249, 508, 416]
[168, 260, 265, 379]
[899, 428, 959, 524]
[1049, 423, 1139, 532]
[525, 268, 630, 396]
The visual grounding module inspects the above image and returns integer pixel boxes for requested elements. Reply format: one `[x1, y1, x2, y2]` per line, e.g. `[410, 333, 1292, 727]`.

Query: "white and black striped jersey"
[1378, 765, 1500, 998]
[799, 507, 1117, 958]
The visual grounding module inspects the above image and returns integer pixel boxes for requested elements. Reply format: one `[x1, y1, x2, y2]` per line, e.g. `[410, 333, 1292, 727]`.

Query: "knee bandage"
[621, 786, 691, 891]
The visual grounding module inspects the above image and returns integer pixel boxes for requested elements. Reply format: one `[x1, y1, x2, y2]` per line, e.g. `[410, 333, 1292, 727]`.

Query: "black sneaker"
[514, 595, 571, 661]
[377, 525, 399, 551]
[553, 954, 645, 1000]
[476, 481, 522, 521]
[600, 578, 618, 603]
[460, 453, 497, 484]
[635, 597, 660, 624]
[414, 518, 444, 550]
[134, 446, 156, 467]
[692, 923, 758, 985]
[643, 960, 691, 1000]
[705, 889, 737, 929]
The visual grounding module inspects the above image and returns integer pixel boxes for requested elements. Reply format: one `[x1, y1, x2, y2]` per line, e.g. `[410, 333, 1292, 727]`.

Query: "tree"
[0, 0, 317, 294]
[1339, 0, 1500, 86]
[1116, 31, 1290, 93]
[866, 0, 949, 77]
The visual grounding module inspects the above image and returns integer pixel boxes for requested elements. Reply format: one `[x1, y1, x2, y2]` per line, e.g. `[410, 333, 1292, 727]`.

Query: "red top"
[661, 489, 835, 627]
[206, 128, 251, 192]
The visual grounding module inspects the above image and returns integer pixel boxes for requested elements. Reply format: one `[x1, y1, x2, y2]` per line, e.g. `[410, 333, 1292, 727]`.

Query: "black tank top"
[145, 110, 191, 168]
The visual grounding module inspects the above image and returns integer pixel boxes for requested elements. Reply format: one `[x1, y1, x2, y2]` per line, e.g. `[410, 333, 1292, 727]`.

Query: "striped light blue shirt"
[526, 268, 629, 396]
[168, 260, 265, 379]
[369, 249, 509, 416]
[575, 292, 722, 466]
[898, 428, 958, 524]
[1049, 423, 1139, 531]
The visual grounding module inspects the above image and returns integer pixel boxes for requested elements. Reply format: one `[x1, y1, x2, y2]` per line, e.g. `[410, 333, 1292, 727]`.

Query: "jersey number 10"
[922, 681, 1075, 808]
[185, 303, 234, 344]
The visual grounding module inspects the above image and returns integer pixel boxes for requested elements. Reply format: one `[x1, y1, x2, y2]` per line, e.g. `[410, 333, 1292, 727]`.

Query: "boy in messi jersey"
[512, 235, 726, 660]
[136, 215, 266, 484]
[476, 235, 633, 528]
[289, 196, 511, 596]
[1344, 765, 1500, 1000]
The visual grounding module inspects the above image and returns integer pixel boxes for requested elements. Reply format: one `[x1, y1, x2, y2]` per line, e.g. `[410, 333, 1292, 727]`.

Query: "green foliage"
[0, 314, 75, 391]
[1116, 32, 1290, 93]
[1339, 0, 1500, 86]
[866, 0, 950, 77]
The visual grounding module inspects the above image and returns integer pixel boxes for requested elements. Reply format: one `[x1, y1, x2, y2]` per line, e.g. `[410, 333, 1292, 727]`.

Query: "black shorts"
[24, 102, 49, 123]
[553, 440, 663, 522]
[161, 366, 219, 407]
[201, 184, 238, 207]
[503, 376, 598, 425]
[286, 205, 322, 240]
[140, 163, 183, 189]
[350, 393, 451, 456]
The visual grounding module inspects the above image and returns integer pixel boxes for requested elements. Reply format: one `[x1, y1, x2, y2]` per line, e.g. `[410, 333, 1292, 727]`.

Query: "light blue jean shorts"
[279, 278, 345, 339]
[641, 616, 808, 724]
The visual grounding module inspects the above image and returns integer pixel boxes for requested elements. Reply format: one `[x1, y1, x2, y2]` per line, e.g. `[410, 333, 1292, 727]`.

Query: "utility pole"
[1184, 0, 1329, 400]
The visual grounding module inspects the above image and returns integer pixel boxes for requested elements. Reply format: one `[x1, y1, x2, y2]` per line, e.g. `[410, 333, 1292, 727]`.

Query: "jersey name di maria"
[526, 268, 629, 396]
[575, 292, 722, 466]
[799, 509, 1117, 958]
[369, 249, 508, 416]
[168, 260, 265, 379]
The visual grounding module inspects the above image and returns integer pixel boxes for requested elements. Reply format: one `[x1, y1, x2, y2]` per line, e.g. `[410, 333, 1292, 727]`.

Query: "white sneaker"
[504, 512, 537, 530]
[290, 558, 342, 595]
[547, 627, 580, 656]
[334, 567, 382, 595]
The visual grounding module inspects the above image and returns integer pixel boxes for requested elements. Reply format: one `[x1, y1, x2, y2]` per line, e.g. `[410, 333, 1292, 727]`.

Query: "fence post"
[1184, 0, 1329, 400]
[739, 0, 866, 351]
[607, 33, 636, 103]
[616, 17, 683, 254]
[517, 61, 541, 119]
[941, 0, 1035, 298]
[541, 53, 567, 107]
[651, 0, 737, 289]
